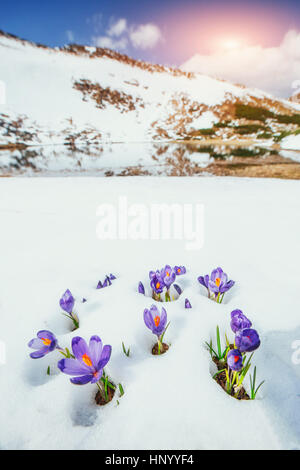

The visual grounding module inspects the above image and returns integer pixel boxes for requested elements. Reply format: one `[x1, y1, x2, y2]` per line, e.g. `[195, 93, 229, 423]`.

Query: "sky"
[1, 0, 300, 97]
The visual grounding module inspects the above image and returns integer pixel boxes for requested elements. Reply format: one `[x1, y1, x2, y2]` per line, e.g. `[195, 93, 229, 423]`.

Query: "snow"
[1, 34, 299, 145]
[0, 176, 300, 450]
[281, 133, 300, 151]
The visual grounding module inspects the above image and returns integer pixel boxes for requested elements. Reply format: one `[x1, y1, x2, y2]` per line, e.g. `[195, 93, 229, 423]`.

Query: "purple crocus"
[208, 267, 235, 294]
[58, 335, 112, 385]
[227, 349, 243, 371]
[173, 283, 182, 295]
[96, 281, 103, 289]
[185, 298, 192, 309]
[235, 328, 260, 353]
[198, 268, 234, 303]
[198, 275, 209, 289]
[150, 271, 165, 294]
[138, 281, 145, 295]
[59, 289, 74, 314]
[103, 276, 112, 287]
[230, 310, 252, 333]
[144, 305, 167, 337]
[109, 274, 116, 280]
[28, 330, 59, 359]
[174, 265, 186, 276]
[161, 265, 176, 289]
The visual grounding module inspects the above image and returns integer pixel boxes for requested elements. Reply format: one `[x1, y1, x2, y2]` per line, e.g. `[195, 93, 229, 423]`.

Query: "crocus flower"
[138, 281, 145, 295]
[109, 274, 116, 280]
[230, 310, 252, 333]
[185, 298, 192, 309]
[174, 265, 186, 275]
[235, 328, 260, 353]
[208, 267, 235, 294]
[161, 265, 176, 289]
[227, 349, 243, 371]
[197, 275, 209, 289]
[28, 330, 59, 359]
[144, 305, 167, 337]
[150, 271, 165, 294]
[58, 336, 112, 385]
[59, 289, 75, 314]
[96, 280, 103, 289]
[173, 284, 182, 295]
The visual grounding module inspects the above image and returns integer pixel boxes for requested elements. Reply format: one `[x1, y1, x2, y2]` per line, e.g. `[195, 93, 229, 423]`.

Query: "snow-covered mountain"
[1, 30, 300, 148]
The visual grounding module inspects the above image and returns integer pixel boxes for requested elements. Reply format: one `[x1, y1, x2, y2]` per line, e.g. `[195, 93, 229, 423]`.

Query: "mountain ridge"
[1, 30, 300, 148]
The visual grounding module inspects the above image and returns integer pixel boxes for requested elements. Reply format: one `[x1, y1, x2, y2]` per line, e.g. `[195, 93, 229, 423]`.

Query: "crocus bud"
[96, 281, 103, 289]
[173, 284, 182, 295]
[227, 349, 243, 371]
[185, 298, 192, 308]
[235, 328, 260, 353]
[138, 281, 145, 295]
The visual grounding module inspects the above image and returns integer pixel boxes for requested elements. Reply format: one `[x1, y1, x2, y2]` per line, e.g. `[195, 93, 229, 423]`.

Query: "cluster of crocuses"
[97, 273, 116, 290]
[59, 274, 116, 330]
[207, 310, 264, 399]
[198, 267, 235, 303]
[139, 265, 186, 302]
[28, 331, 115, 403]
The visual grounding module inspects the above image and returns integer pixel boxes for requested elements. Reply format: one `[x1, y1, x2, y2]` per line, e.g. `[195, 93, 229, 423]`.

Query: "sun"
[222, 38, 242, 50]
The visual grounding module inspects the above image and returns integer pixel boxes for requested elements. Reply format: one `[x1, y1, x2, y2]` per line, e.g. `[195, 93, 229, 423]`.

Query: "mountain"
[289, 93, 300, 104]
[1, 30, 300, 149]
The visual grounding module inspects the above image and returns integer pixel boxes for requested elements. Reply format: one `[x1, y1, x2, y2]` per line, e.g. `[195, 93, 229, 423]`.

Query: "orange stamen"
[234, 356, 239, 363]
[177, 268, 181, 273]
[82, 353, 93, 367]
[154, 316, 160, 327]
[156, 282, 160, 289]
[41, 337, 51, 346]
[215, 278, 221, 287]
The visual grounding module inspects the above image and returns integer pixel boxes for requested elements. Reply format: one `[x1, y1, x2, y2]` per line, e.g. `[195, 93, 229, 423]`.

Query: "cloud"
[181, 30, 300, 98]
[107, 18, 127, 37]
[129, 23, 162, 50]
[90, 16, 162, 53]
[91, 35, 128, 51]
[66, 30, 75, 43]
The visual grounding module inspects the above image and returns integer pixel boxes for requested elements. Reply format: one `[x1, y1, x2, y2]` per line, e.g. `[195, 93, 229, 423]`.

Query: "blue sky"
[1, 0, 300, 64]
[1, 0, 300, 95]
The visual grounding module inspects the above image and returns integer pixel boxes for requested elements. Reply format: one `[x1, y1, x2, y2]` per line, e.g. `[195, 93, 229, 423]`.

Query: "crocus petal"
[91, 370, 103, 384]
[70, 375, 93, 385]
[89, 335, 103, 365]
[30, 346, 49, 359]
[97, 281, 103, 289]
[231, 309, 243, 318]
[71, 336, 90, 364]
[28, 338, 44, 349]
[185, 298, 192, 308]
[97, 345, 112, 369]
[144, 308, 155, 331]
[57, 358, 91, 375]
[109, 274, 116, 280]
[138, 281, 145, 295]
[159, 307, 167, 329]
[173, 284, 182, 295]
[37, 330, 56, 341]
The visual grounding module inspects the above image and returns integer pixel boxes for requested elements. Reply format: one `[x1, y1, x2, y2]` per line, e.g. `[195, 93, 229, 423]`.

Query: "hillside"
[1, 30, 300, 148]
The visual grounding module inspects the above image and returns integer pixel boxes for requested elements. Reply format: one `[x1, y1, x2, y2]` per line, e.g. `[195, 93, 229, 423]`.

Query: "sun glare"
[222, 38, 242, 50]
